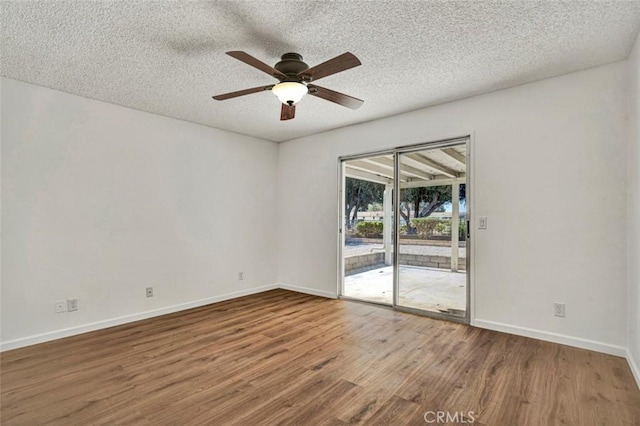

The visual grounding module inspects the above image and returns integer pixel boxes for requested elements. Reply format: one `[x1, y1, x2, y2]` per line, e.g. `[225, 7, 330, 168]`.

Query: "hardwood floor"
[2, 289, 639, 425]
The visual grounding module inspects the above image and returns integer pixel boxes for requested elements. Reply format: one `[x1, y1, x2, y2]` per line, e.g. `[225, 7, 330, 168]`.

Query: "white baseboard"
[473, 319, 627, 357]
[0, 284, 279, 352]
[627, 348, 640, 390]
[278, 283, 337, 299]
[5, 285, 629, 368]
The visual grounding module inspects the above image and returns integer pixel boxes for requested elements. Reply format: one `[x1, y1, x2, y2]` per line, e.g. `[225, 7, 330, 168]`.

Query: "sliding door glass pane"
[396, 146, 467, 318]
[341, 155, 394, 305]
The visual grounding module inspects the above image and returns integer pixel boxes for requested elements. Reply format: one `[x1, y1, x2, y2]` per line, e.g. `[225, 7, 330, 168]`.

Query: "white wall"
[278, 62, 629, 355]
[1, 78, 279, 349]
[628, 32, 640, 385]
[1, 57, 635, 366]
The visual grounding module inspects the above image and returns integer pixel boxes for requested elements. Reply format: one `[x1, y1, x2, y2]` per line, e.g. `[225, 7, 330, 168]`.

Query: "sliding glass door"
[395, 147, 468, 320]
[340, 153, 395, 306]
[339, 138, 470, 323]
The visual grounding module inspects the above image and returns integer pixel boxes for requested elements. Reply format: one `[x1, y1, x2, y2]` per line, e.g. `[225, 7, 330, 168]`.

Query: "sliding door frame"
[338, 135, 472, 324]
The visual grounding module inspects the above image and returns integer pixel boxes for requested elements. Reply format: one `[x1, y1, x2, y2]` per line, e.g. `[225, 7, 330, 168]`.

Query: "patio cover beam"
[345, 167, 392, 185]
[400, 176, 465, 189]
[404, 153, 458, 178]
[347, 160, 395, 180]
[441, 148, 466, 167]
[363, 157, 434, 181]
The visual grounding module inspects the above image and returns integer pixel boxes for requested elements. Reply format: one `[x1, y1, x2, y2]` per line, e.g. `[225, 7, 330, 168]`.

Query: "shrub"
[434, 222, 449, 233]
[459, 221, 467, 240]
[409, 217, 467, 239]
[355, 221, 384, 238]
[410, 217, 440, 238]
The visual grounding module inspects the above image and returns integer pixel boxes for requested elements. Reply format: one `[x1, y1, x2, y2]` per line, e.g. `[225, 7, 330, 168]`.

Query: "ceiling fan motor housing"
[274, 53, 309, 79]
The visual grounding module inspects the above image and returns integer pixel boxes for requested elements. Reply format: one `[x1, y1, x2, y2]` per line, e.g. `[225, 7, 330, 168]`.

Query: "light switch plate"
[478, 217, 487, 229]
[67, 298, 78, 312]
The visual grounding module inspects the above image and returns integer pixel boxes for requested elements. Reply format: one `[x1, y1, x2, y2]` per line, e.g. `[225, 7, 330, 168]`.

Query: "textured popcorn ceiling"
[2, 1, 639, 143]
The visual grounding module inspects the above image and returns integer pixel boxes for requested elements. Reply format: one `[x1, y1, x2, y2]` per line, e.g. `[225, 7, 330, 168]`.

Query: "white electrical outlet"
[55, 300, 66, 313]
[554, 302, 566, 317]
[67, 298, 79, 312]
[146, 287, 153, 298]
[239, 272, 244, 280]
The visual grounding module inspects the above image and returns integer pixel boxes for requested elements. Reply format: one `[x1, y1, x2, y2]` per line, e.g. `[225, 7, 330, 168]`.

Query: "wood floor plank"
[2, 289, 639, 425]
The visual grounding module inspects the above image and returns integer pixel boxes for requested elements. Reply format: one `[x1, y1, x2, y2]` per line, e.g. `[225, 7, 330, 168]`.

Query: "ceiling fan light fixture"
[272, 82, 308, 105]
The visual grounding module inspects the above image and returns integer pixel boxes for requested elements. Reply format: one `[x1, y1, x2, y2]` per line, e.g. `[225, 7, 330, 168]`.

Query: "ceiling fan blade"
[280, 104, 295, 120]
[226, 51, 287, 80]
[299, 52, 361, 82]
[307, 85, 364, 110]
[212, 85, 274, 101]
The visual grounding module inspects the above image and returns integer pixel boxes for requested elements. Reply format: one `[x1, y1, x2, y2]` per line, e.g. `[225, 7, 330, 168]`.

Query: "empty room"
[2, 1, 640, 425]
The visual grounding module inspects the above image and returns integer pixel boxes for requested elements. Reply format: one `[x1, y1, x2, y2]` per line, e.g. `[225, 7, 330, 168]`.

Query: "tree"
[344, 179, 466, 232]
[344, 178, 384, 229]
[400, 184, 466, 232]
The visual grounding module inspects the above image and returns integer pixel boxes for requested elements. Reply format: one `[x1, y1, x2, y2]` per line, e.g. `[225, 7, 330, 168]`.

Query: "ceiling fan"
[212, 51, 363, 120]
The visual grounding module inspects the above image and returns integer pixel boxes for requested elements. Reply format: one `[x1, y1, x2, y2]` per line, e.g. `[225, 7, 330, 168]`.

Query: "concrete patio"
[343, 265, 466, 314]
